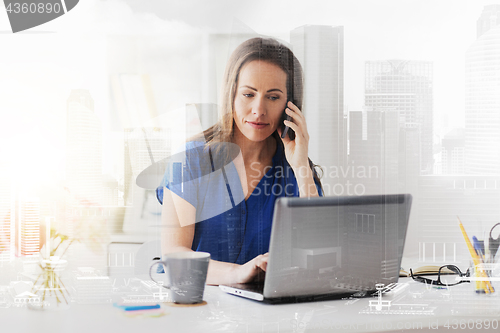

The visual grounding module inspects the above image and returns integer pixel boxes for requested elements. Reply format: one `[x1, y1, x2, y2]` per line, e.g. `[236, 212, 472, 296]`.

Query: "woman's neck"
[233, 127, 277, 163]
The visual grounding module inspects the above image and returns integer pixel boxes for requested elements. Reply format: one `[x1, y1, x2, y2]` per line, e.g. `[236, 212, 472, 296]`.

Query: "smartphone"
[281, 60, 295, 140]
[280, 89, 295, 140]
[280, 103, 293, 139]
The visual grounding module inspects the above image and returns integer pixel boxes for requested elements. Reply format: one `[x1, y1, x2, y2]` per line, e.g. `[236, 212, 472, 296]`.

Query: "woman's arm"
[293, 164, 319, 197]
[161, 187, 267, 285]
[278, 101, 320, 198]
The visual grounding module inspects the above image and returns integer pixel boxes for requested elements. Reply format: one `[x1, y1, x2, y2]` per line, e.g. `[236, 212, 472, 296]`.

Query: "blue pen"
[113, 303, 161, 311]
[472, 236, 485, 258]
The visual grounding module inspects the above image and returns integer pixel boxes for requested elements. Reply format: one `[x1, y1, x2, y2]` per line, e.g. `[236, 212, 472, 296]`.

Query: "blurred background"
[1, 0, 500, 282]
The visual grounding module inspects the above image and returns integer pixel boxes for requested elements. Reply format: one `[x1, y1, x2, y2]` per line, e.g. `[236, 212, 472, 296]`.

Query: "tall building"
[291, 25, 346, 195]
[465, 6, 500, 174]
[66, 90, 102, 204]
[477, 4, 500, 39]
[365, 60, 433, 175]
[18, 197, 40, 257]
[0, 162, 14, 262]
[349, 110, 399, 195]
[398, 125, 420, 193]
[124, 127, 171, 205]
[441, 128, 465, 175]
[102, 175, 120, 207]
[349, 110, 419, 196]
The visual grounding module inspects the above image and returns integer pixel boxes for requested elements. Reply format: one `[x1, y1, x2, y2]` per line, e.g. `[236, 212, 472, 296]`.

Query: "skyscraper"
[124, 127, 171, 205]
[66, 90, 102, 204]
[0, 162, 14, 262]
[476, 4, 500, 39]
[291, 25, 346, 195]
[365, 60, 433, 175]
[441, 128, 465, 175]
[349, 110, 399, 195]
[465, 5, 500, 175]
[18, 197, 40, 257]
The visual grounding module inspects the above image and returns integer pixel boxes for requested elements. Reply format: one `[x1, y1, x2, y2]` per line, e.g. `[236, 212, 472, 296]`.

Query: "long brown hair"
[203, 37, 323, 190]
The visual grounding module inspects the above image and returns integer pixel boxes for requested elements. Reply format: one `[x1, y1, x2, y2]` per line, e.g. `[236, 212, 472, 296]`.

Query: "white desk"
[1, 278, 499, 333]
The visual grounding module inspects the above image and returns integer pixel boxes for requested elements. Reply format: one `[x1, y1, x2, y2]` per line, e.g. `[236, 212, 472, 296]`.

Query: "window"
[356, 213, 375, 234]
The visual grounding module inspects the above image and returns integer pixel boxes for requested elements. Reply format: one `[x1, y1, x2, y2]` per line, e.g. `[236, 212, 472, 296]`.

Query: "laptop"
[219, 194, 412, 304]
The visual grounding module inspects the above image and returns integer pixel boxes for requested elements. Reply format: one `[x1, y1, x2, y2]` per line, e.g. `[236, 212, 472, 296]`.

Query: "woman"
[157, 37, 322, 285]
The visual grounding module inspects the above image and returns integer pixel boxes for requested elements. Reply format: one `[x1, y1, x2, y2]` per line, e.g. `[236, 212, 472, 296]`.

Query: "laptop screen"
[264, 194, 412, 298]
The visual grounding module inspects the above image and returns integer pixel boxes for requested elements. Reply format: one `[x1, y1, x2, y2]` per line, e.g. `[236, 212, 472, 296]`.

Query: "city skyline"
[364, 60, 433, 175]
[1, 1, 497, 183]
[1, 2, 500, 322]
[0, 1, 499, 262]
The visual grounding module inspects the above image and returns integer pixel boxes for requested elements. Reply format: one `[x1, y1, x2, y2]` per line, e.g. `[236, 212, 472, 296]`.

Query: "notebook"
[219, 194, 413, 304]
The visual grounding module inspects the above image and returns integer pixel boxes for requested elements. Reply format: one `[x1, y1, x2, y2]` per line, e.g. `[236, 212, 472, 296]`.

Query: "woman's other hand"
[233, 253, 269, 284]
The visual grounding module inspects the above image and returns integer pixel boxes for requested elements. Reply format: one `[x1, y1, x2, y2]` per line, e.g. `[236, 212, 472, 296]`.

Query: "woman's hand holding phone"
[278, 101, 319, 197]
[278, 101, 310, 171]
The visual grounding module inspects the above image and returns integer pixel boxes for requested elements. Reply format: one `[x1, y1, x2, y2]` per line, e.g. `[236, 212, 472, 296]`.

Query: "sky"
[0, 0, 498, 183]
[112, 0, 499, 125]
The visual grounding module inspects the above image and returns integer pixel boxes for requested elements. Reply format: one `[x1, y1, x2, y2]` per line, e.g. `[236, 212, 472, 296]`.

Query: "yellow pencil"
[457, 217, 485, 292]
[457, 217, 494, 293]
[457, 217, 487, 292]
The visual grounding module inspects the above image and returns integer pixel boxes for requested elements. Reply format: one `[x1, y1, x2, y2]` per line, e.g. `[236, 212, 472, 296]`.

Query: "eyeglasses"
[410, 265, 470, 287]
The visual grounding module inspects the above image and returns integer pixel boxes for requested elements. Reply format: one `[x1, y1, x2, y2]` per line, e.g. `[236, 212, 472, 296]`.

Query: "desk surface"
[1, 278, 500, 333]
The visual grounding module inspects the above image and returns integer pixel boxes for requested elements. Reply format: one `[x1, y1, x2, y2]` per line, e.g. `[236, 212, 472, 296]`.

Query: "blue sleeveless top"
[156, 138, 322, 265]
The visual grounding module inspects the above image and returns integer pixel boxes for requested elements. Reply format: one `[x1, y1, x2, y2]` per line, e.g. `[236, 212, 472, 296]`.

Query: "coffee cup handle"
[149, 261, 170, 289]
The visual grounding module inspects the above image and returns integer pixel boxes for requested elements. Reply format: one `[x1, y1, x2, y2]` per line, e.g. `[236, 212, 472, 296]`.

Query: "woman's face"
[233, 60, 287, 143]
